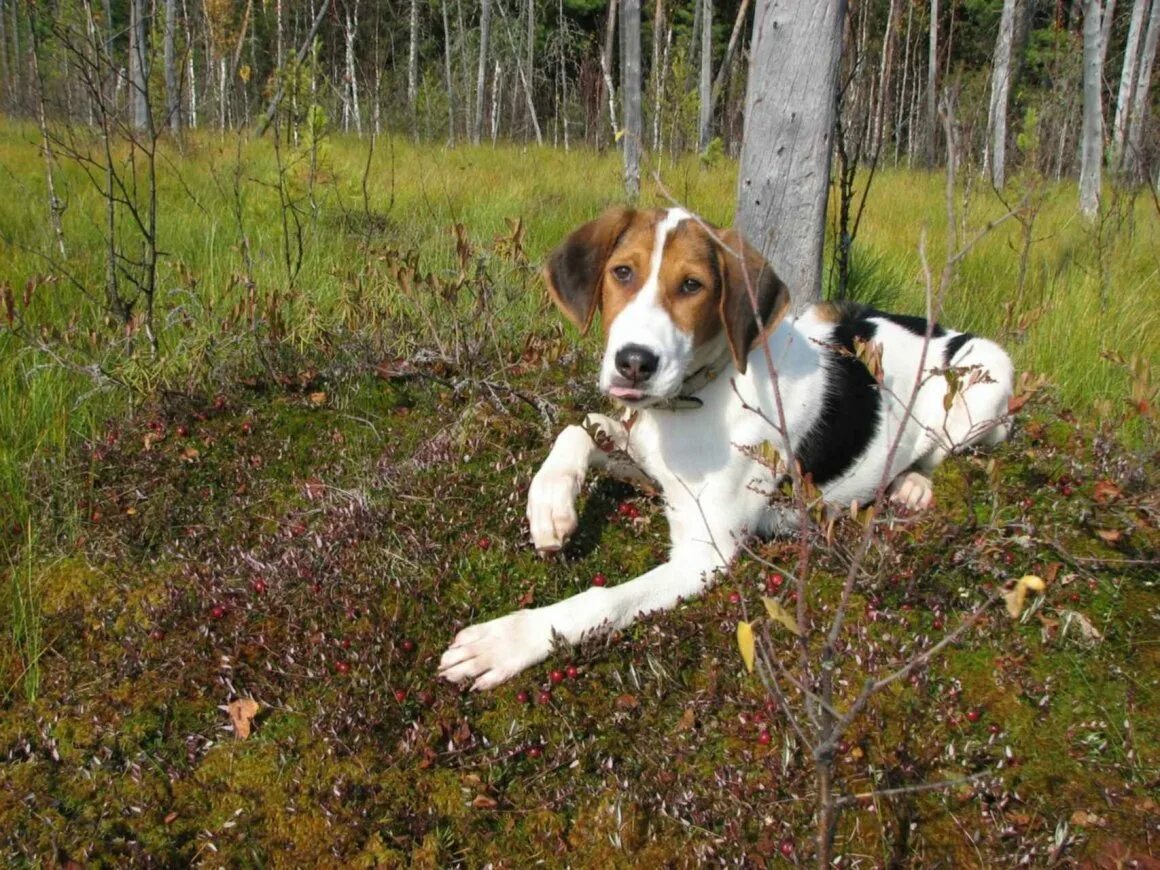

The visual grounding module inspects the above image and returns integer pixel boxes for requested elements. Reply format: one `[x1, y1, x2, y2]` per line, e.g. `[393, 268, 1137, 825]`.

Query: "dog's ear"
[544, 207, 634, 332]
[716, 228, 791, 374]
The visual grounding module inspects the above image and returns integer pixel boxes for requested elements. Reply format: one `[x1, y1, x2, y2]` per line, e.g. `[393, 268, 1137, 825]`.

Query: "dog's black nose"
[614, 344, 660, 382]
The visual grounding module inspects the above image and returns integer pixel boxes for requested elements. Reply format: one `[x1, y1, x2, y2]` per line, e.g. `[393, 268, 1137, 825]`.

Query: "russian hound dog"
[440, 207, 1014, 690]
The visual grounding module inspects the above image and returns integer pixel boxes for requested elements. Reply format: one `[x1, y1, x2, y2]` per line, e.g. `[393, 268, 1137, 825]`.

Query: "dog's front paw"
[438, 610, 554, 690]
[889, 471, 935, 511]
[527, 467, 582, 552]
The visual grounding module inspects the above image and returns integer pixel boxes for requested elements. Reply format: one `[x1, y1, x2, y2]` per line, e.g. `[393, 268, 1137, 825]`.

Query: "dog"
[439, 206, 1013, 690]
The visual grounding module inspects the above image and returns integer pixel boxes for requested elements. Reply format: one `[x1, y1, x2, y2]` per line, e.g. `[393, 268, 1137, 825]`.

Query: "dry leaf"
[674, 707, 696, 732]
[1003, 574, 1045, 618]
[308, 391, 328, 406]
[1069, 809, 1107, 827]
[737, 621, 756, 673]
[471, 795, 498, 810]
[1092, 479, 1122, 504]
[1095, 528, 1123, 544]
[227, 698, 260, 740]
[1058, 609, 1103, 646]
[615, 694, 640, 710]
[762, 597, 803, 636]
[180, 447, 200, 462]
[164, 811, 178, 825]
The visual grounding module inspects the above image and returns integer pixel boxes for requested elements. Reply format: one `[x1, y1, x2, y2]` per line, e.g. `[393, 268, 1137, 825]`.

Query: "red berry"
[341, 638, 351, 650]
[253, 579, 268, 595]
[419, 690, 435, 707]
[549, 669, 565, 685]
[527, 746, 542, 759]
[728, 590, 742, 604]
[1060, 484, 1073, 497]
[394, 689, 408, 703]
[516, 690, 530, 704]
[837, 740, 851, 754]
[617, 501, 633, 517]
[401, 639, 416, 653]
[335, 660, 351, 675]
[1021, 498, 1033, 509]
[757, 730, 772, 745]
[988, 723, 1001, 735]
[537, 689, 552, 705]
[176, 424, 189, 438]
[932, 618, 944, 630]
[477, 536, 491, 550]
[626, 505, 641, 519]
[565, 664, 579, 679]
[768, 573, 784, 590]
[149, 629, 165, 642]
[210, 605, 227, 619]
[779, 839, 794, 858]
[592, 572, 607, 587]
[310, 582, 323, 594]
[966, 708, 982, 723]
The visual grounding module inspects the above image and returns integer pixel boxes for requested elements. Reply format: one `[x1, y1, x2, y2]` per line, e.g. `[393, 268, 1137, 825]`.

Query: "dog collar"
[653, 348, 734, 411]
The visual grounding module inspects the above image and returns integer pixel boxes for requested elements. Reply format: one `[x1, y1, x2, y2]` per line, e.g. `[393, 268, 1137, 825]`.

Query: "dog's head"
[545, 207, 790, 407]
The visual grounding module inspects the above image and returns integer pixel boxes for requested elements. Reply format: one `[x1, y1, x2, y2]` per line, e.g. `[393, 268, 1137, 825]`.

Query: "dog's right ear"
[544, 207, 634, 332]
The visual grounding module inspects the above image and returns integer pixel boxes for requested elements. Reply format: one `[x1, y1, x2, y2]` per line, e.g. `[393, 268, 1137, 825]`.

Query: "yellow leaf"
[1003, 574, 1046, 618]
[309, 391, 327, 406]
[762, 597, 803, 636]
[228, 698, 260, 740]
[737, 621, 756, 673]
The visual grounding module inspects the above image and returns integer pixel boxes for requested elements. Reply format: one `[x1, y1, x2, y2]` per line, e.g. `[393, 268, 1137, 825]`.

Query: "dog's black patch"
[876, 311, 947, 338]
[793, 311, 882, 486]
[942, 332, 974, 367]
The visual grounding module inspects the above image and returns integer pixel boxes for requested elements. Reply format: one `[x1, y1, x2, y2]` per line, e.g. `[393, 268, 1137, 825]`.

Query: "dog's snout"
[614, 344, 660, 382]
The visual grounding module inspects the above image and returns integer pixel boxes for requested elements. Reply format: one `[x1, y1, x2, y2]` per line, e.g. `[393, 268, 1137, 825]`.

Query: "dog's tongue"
[609, 386, 645, 401]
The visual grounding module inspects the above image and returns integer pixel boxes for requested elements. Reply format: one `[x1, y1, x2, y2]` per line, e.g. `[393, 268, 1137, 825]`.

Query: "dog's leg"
[439, 541, 726, 690]
[527, 413, 642, 552]
[888, 468, 936, 510]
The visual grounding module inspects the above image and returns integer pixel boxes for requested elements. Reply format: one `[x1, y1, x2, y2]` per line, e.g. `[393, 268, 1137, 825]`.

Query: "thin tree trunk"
[1123, 0, 1160, 179]
[129, 0, 150, 130]
[895, 0, 913, 163]
[257, 0, 331, 136]
[985, 0, 1020, 187]
[736, 0, 847, 312]
[600, 0, 620, 145]
[343, 3, 362, 135]
[1111, 0, 1149, 168]
[924, 0, 939, 167]
[164, 0, 181, 131]
[28, 25, 65, 257]
[709, 0, 749, 123]
[697, 0, 712, 150]
[495, 0, 543, 142]
[408, 0, 420, 110]
[1, 0, 10, 110]
[492, 58, 501, 141]
[443, 0, 456, 142]
[526, 0, 534, 133]
[473, 0, 492, 144]
[651, 0, 663, 149]
[1079, 0, 1105, 218]
[621, 0, 642, 197]
[873, 0, 897, 154]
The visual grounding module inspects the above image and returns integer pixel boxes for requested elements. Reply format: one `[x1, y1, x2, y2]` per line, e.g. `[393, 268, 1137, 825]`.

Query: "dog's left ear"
[544, 207, 634, 332]
[715, 228, 791, 374]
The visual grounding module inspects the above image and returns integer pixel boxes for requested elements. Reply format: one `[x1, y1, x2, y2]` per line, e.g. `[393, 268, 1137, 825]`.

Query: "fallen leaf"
[1058, 609, 1103, 646]
[615, 694, 640, 710]
[227, 698, 260, 740]
[471, 795, 498, 810]
[674, 707, 696, 732]
[762, 597, 803, 636]
[1037, 613, 1060, 643]
[1095, 528, 1123, 544]
[164, 811, 178, 825]
[516, 586, 535, 608]
[180, 447, 200, 462]
[1003, 575, 1046, 618]
[1092, 479, 1122, 504]
[1069, 809, 1107, 827]
[737, 621, 756, 673]
[308, 391, 327, 406]
[302, 477, 325, 499]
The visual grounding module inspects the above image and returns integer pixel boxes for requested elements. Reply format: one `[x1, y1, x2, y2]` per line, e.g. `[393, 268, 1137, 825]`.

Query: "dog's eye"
[680, 278, 703, 295]
[611, 265, 633, 283]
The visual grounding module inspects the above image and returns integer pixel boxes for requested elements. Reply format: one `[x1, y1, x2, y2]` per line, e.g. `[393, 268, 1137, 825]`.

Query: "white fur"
[439, 211, 1014, 690]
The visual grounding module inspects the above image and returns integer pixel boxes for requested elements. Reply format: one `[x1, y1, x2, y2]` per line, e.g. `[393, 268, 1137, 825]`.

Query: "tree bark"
[697, 0, 712, 150]
[736, 0, 847, 312]
[1111, 0, 1149, 168]
[600, 0, 620, 145]
[257, 0, 331, 136]
[621, 0, 642, 198]
[343, 3, 362, 135]
[408, 0, 420, 110]
[923, 0, 939, 167]
[129, 0, 150, 131]
[651, 0, 664, 148]
[443, 0, 456, 142]
[985, 0, 1020, 188]
[872, 0, 897, 153]
[1123, 0, 1160, 179]
[164, 0, 182, 131]
[473, 0, 492, 144]
[710, 0, 750, 116]
[1079, 0, 1105, 218]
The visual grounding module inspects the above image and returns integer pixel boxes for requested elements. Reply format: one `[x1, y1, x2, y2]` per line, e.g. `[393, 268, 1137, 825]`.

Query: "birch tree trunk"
[697, 0, 712, 150]
[1079, 0, 1105, 218]
[652, 0, 664, 148]
[872, 0, 897, 153]
[164, 0, 181, 131]
[709, 0, 751, 116]
[408, 0, 419, 111]
[473, 0, 492, 144]
[1123, 0, 1160, 179]
[600, 0, 620, 145]
[985, 0, 1019, 188]
[621, 0, 642, 198]
[443, 0, 456, 142]
[1111, 0, 1149, 168]
[736, 0, 847, 311]
[0, 0, 9, 111]
[129, 0, 150, 131]
[923, 0, 939, 167]
[343, 4, 362, 135]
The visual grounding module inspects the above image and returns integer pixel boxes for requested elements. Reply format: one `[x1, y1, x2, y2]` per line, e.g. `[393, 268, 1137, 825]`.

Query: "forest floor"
[1, 348, 1156, 866]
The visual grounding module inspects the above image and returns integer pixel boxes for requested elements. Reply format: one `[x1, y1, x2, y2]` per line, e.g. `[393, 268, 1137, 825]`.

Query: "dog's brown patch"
[655, 221, 724, 346]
